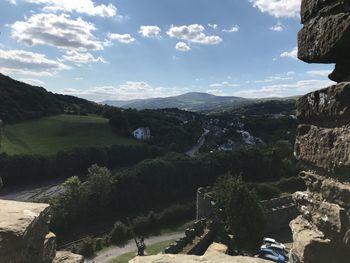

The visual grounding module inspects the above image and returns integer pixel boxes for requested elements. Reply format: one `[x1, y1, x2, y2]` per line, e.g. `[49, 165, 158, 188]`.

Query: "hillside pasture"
[0, 114, 138, 155]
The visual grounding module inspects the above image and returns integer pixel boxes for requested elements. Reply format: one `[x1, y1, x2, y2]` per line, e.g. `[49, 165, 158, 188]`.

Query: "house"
[132, 127, 151, 141]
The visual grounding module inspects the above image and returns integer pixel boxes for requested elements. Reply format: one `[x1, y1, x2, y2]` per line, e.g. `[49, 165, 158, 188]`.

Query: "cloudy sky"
[0, 0, 334, 101]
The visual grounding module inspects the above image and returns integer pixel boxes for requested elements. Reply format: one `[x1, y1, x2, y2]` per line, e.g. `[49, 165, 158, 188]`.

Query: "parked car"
[263, 237, 286, 249]
[258, 248, 287, 263]
[261, 243, 287, 258]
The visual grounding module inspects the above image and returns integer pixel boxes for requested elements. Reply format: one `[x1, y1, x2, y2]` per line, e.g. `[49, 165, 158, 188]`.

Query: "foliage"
[0, 73, 100, 123]
[0, 144, 163, 187]
[106, 108, 203, 152]
[214, 175, 265, 253]
[73, 237, 96, 258]
[109, 221, 131, 246]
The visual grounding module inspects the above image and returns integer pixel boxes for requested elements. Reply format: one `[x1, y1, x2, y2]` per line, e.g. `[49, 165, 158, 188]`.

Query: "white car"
[261, 243, 287, 257]
[263, 238, 286, 250]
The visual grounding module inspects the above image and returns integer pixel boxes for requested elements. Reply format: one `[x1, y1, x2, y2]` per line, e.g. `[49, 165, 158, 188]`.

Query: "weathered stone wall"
[0, 200, 84, 263]
[196, 188, 298, 233]
[290, 2, 350, 261]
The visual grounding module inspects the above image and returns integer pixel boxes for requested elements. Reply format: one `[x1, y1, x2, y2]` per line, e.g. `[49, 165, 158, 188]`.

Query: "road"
[186, 129, 209, 157]
[0, 178, 65, 202]
[86, 232, 184, 263]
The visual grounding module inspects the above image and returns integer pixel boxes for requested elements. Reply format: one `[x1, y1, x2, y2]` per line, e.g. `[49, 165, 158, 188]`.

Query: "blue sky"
[0, 0, 334, 101]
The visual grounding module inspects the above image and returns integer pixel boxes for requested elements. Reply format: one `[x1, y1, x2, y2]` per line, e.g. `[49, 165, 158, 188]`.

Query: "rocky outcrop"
[290, 1, 350, 262]
[0, 200, 83, 263]
[130, 243, 270, 263]
[298, 0, 350, 82]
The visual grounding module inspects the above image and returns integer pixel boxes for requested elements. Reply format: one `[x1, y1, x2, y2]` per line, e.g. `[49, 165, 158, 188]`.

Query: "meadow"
[0, 114, 138, 155]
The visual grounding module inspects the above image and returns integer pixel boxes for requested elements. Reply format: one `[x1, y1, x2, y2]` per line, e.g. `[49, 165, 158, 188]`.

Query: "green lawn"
[108, 239, 177, 263]
[0, 114, 138, 155]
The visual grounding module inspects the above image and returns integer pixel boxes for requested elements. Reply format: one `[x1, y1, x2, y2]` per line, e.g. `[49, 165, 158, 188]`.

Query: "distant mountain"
[0, 73, 99, 123]
[102, 92, 254, 112]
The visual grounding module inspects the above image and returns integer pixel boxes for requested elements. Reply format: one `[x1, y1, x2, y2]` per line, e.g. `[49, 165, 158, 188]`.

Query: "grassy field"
[0, 114, 138, 155]
[108, 239, 176, 263]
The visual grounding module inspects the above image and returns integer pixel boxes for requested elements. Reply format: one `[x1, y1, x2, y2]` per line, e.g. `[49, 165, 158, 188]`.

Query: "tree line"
[49, 143, 297, 235]
[0, 144, 163, 186]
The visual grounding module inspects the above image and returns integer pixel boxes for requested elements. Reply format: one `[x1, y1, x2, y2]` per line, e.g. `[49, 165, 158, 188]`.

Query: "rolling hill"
[102, 92, 254, 112]
[0, 73, 100, 123]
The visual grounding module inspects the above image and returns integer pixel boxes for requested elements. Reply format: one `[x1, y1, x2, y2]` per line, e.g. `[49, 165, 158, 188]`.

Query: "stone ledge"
[296, 82, 350, 126]
[301, 0, 350, 24]
[298, 13, 350, 63]
[53, 251, 84, 263]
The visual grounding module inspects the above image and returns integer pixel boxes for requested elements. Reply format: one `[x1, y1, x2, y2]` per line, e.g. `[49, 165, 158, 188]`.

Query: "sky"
[0, 0, 335, 102]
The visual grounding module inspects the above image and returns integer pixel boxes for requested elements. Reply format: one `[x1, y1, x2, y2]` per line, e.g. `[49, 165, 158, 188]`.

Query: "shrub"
[77, 237, 96, 258]
[109, 221, 130, 245]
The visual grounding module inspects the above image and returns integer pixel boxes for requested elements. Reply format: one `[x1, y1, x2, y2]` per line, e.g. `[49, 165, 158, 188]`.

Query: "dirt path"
[86, 232, 184, 263]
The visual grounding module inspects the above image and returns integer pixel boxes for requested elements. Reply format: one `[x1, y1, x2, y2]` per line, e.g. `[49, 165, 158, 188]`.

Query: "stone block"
[301, 171, 350, 208]
[295, 125, 350, 172]
[293, 192, 349, 236]
[301, 0, 350, 23]
[296, 82, 350, 126]
[0, 200, 50, 263]
[53, 251, 84, 263]
[298, 13, 350, 63]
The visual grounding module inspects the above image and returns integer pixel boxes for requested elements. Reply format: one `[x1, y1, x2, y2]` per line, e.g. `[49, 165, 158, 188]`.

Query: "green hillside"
[0, 73, 100, 123]
[0, 114, 138, 155]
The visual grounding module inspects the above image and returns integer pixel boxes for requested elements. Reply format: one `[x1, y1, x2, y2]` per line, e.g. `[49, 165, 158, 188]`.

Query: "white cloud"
[62, 81, 187, 101]
[175, 42, 191, 52]
[0, 49, 69, 76]
[223, 25, 239, 33]
[62, 50, 107, 64]
[280, 47, 298, 59]
[207, 89, 224, 95]
[306, 70, 332, 77]
[25, 0, 117, 17]
[19, 78, 45, 86]
[138, 25, 161, 39]
[233, 79, 333, 98]
[11, 13, 103, 51]
[250, 0, 300, 18]
[6, 0, 17, 5]
[208, 24, 218, 30]
[270, 22, 284, 32]
[210, 81, 240, 88]
[167, 24, 222, 45]
[108, 33, 135, 44]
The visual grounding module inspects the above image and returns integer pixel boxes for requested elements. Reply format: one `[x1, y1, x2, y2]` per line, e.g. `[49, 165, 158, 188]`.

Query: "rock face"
[291, 2, 350, 261]
[0, 200, 84, 263]
[298, 0, 350, 82]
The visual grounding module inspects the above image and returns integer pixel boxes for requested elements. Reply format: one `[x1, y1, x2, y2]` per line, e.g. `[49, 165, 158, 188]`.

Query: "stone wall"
[196, 188, 298, 233]
[290, 1, 350, 262]
[0, 200, 84, 263]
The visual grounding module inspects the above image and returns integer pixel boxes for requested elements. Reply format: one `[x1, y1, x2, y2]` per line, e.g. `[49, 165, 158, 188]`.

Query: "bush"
[77, 237, 96, 258]
[109, 221, 130, 245]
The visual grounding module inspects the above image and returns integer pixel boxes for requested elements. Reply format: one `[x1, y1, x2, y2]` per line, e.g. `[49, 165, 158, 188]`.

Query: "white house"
[132, 127, 151, 141]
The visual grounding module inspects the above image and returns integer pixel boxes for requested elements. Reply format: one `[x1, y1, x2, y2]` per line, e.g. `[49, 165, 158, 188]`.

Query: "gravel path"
[86, 232, 184, 263]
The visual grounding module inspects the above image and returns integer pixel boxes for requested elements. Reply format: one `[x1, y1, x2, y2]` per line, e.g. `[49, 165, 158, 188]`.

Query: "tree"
[214, 175, 265, 254]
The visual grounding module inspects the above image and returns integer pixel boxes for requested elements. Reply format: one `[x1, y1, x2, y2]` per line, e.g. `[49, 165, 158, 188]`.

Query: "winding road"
[186, 129, 210, 157]
[86, 232, 184, 263]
